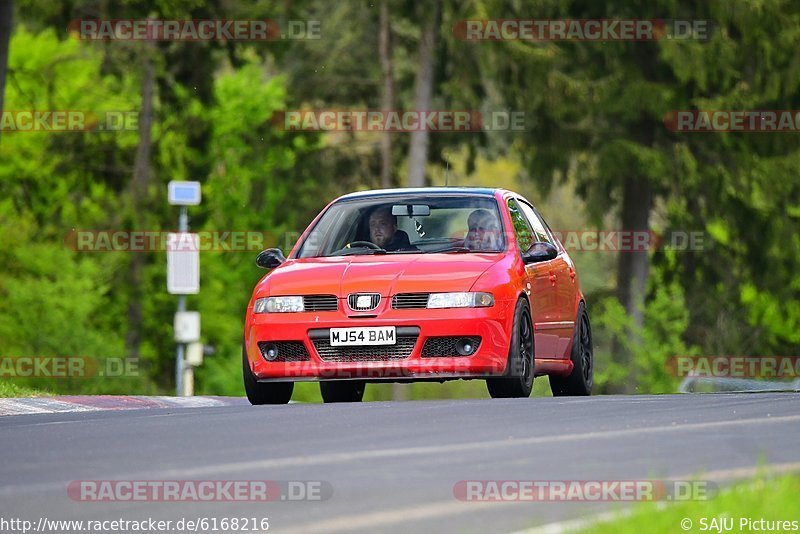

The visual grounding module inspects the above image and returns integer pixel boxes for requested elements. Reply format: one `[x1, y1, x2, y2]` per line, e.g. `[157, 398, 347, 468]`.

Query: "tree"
[125, 44, 155, 360]
[0, 0, 12, 143]
[379, 0, 395, 188]
[407, 0, 441, 187]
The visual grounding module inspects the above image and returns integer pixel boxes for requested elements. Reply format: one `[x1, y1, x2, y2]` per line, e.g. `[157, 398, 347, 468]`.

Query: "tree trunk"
[378, 0, 395, 189]
[611, 175, 652, 393]
[384, 0, 403, 406]
[382, 0, 404, 403]
[406, 0, 440, 188]
[125, 49, 155, 360]
[0, 0, 13, 145]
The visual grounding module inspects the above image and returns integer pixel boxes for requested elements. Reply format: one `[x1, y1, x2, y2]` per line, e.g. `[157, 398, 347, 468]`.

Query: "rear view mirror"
[392, 204, 430, 217]
[523, 242, 558, 263]
[256, 248, 286, 269]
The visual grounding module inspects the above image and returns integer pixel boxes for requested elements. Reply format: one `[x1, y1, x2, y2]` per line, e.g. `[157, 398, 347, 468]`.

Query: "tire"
[550, 302, 593, 396]
[320, 381, 366, 403]
[242, 344, 293, 405]
[487, 298, 534, 398]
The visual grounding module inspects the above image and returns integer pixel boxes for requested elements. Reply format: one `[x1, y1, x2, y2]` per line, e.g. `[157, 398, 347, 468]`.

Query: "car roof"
[336, 187, 503, 201]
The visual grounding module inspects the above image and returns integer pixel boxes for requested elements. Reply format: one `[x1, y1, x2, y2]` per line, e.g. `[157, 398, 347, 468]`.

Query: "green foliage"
[0, 27, 148, 394]
[740, 283, 800, 347]
[193, 55, 320, 395]
[592, 271, 698, 394]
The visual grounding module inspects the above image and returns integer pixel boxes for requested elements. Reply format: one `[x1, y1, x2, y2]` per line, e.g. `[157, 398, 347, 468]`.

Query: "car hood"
[257, 254, 502, 297]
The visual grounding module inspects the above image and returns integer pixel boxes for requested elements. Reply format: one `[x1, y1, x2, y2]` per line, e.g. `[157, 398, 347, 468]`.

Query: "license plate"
[329, 326, 396, 346]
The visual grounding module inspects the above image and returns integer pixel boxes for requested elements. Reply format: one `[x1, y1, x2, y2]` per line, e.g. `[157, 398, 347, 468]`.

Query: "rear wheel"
[320, 381, 366, 403]
[242, 344, 293, 405]
[487, 298, 534, 398]
[550, 302, 593, 396]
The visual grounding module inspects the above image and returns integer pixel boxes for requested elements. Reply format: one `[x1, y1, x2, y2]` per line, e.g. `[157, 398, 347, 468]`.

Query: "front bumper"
[244, 300, 515, 381]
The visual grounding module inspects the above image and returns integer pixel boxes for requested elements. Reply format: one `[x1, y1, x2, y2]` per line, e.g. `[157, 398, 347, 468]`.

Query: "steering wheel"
[346, 241, 383, 250]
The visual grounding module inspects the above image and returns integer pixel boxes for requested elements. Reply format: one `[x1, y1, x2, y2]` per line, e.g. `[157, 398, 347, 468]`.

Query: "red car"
[243, 188, 593, 403]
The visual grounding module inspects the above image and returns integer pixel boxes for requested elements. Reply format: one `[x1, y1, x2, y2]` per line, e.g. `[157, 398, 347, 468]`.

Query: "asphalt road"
[1, 392, 799, 533]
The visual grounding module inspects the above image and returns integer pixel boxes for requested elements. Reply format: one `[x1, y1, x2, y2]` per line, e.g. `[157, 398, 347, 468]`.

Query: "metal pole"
[176, 295, 186, 396]
[175, 206, 188, 396]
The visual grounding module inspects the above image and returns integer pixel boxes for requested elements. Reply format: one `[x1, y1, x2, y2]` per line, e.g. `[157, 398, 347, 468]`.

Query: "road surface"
[1, 392, 798, 533]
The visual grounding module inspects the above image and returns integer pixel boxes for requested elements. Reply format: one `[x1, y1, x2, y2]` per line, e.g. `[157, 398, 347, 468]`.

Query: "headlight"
[426, 292, 494, 309]
[254, 296, 304, 313]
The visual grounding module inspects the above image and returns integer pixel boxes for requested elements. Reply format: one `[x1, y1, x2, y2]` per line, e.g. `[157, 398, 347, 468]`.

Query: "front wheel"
[242, 344, 293, 405]
[320, 381, 365, 403]
[487, 298, 534, 398]
[550, 302, 593, 396]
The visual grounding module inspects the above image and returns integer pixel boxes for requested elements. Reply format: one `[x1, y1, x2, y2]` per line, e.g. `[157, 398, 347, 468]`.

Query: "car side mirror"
[256, 248, 286, 269]
[523, 242, 558, 264]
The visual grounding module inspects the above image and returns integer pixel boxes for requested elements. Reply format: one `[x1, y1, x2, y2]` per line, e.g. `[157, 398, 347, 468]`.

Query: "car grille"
[258, 341, 310, 362]
[308, 327, 420, 362]
[421, 336, 481, 357]
[303, 295, 338, 312]
[392, 293, 430, 309]
[348, 293, 381, 312]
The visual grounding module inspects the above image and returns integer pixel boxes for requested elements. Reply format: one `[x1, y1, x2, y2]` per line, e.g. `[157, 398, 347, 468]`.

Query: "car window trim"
[516, 198, 556, 246]
[506, 197, 537, 254]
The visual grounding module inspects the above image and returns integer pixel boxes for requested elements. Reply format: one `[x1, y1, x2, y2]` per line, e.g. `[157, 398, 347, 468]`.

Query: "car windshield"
[295, 195, 506, 258]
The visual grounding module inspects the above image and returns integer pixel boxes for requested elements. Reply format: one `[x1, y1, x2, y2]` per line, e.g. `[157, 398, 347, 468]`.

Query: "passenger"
[465, 209, 502, 251]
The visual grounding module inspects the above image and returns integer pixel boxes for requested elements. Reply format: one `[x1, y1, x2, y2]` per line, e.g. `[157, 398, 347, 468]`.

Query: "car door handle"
[569, 269, 576, 282]
[549, 272, 557, 286]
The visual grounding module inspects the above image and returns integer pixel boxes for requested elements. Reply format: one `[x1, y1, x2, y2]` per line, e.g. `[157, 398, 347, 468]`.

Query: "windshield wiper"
[329, 248, 387, 257]
[427, 245, 472, 254]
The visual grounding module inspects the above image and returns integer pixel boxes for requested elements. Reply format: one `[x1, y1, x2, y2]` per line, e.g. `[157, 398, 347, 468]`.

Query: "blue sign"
[168, 181, 201, 205]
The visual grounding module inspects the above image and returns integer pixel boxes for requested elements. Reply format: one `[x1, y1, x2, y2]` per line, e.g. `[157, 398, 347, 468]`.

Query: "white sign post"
[167, 233, 200, 295]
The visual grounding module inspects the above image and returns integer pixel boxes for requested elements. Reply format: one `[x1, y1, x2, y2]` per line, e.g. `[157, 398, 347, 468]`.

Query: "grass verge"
[587, 474, 800, 533]
[0, 381, 50, 398]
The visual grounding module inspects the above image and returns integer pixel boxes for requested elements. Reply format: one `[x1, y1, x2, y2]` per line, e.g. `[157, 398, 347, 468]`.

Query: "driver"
[465, 209, 502, 251]
[368, 206, 415, 251]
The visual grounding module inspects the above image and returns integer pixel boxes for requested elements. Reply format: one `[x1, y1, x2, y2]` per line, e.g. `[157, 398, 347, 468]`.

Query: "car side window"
[506, 199, 534, 252]
[517, 200, 552, 244]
